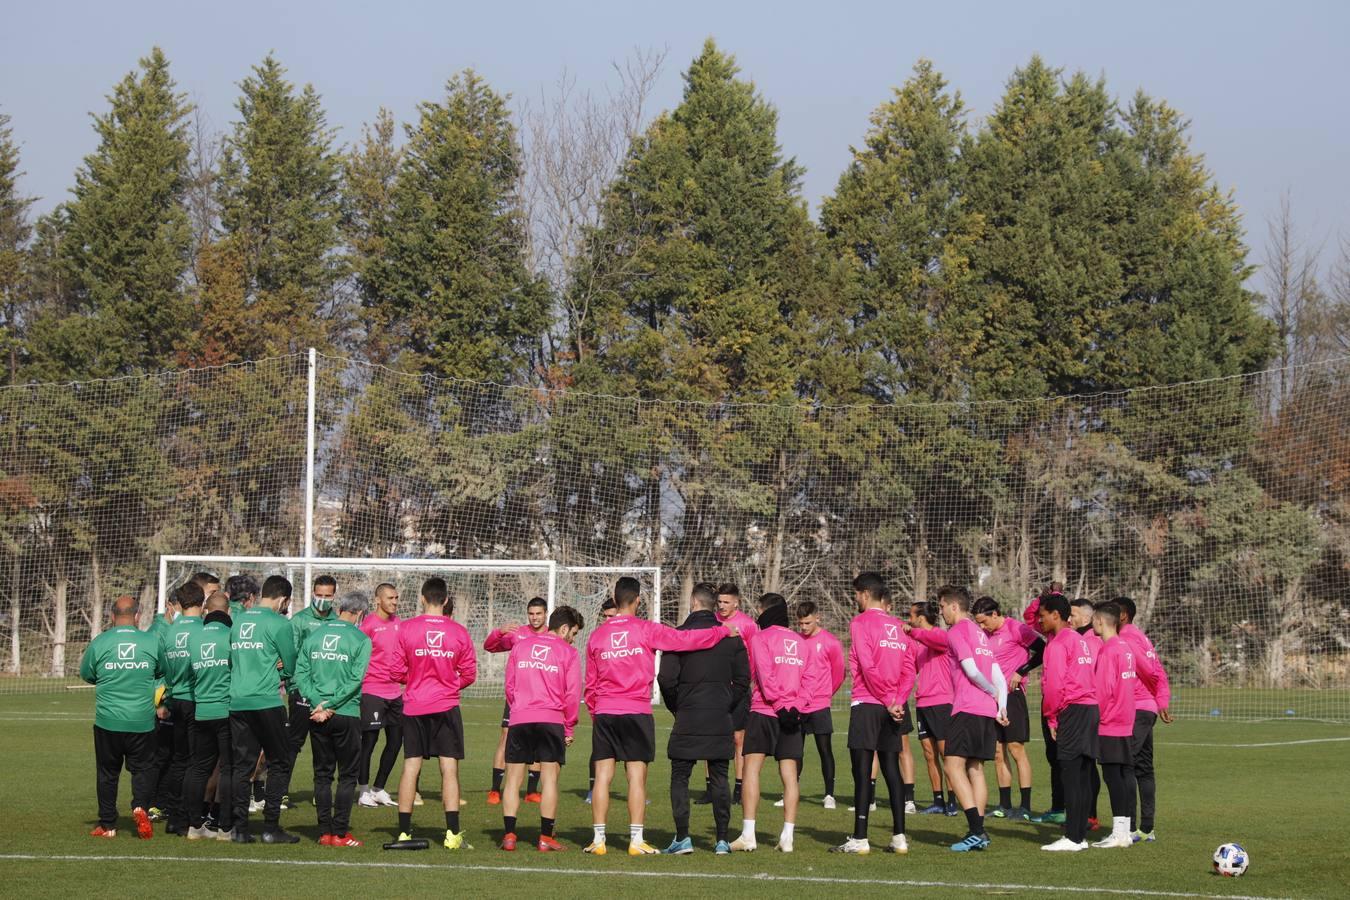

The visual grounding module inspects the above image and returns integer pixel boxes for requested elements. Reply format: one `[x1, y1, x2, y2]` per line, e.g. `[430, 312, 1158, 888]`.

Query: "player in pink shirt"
[731, 595, 815, 853]
[1118, 597, 1171, 842]
[831, 573, 915, 856]
[907, 600, 956, 815]
[796, 601, 845, 808]
[973, 596, 1045, 821]
[1037, 593, 1099, 852]
[357, 583, 402, 809]
[498, 605, 584, 853]
[484, 597, 549, 805]
[584, 576, 732, 856]
[937, 586, 1008, 853]
[1090, 601, 1138, 849]
[390, 577, 476, 850]
[714, 583, 759, 805]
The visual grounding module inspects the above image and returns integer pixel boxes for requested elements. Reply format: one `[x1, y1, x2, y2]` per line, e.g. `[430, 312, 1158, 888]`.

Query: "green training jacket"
[189, 621, 232, 720]
[79, 625, 165, 732]
[295, 618, 371, 718]
[229, 606, 296, 712]
[161, 614, 203, 701]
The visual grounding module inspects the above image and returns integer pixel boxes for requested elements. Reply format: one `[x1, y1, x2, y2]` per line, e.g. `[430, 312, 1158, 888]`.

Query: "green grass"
[1, 693, 1346, 899]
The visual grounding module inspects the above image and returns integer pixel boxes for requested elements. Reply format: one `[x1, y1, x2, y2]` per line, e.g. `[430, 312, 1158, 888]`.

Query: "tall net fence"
[3, 350, 1348, 719]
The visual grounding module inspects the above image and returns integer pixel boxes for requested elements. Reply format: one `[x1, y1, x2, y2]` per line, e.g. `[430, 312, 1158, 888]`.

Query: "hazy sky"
[4, 0, 1347, 270]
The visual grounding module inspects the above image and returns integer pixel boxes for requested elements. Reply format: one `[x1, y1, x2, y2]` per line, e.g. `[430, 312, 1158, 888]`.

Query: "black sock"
[399, 812, 412, 834]
[446, 811, 460, 833]
[734, 779, 742, 798]
[999, 786, 1012, 808]
[209, 802, 220, 820]
[964, 806, 983, 835]
[504, 815, 517, 834]
[933, 790, 945, 806]
[1020, 787, 1032, 810]
[541, 816, 555, 838]
[948, 790, 959, 808]
[589, 775, 596, 791]
[527, 770, 540, 794]
[252, 781, 265, 802]
[491, 768, 504, 792]
[868, 778, 877, 805]
[903, 782, 914, 802]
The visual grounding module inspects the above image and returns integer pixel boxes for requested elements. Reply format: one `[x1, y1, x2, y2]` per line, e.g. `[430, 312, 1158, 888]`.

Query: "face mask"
[312, 597, 333, 612]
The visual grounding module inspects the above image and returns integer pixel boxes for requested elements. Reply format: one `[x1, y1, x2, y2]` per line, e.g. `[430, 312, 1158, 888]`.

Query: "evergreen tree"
[342, 107, 401, 363]
[216, 54, 343, 354]
[0, 110, 35, 383]
[30, 48, 191, 378]
[366, 70, 546, 382]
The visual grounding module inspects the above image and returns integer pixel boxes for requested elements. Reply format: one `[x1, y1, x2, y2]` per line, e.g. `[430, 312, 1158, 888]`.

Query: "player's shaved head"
[205, 590, 230, 613]
[112, 595, 138, 623]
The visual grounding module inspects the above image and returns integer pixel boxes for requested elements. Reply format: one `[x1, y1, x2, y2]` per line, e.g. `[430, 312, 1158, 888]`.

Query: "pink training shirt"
[987, 617, 1040, 695]
[1042, 626, 1098, 729]
[394, 614, 477, 716]
[750, 625, 814, 716]
[718, 608, 759, 668]
[947, 617, 998, 718]
[1119, 623, 1172, 714]
[359, 613, 402, 700]
[584, 614, 728, 716]
[847, 608, 916, 708]
[1095, 636, 1137, 737]
[484, 623, 543, 654]
[800, 628, 845, 714]
[505, 632, 581, 737]
[910, 627, 955, 707]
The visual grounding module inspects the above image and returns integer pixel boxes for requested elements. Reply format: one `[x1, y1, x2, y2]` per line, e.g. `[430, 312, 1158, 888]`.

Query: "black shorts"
[1056, 704, 1100, 761]
[506, 722, 567, 765]
[896, 701, 913, 736]
[744, 712, 804, 761]
[591, 713, 656, 763]
[360, 694, 403, 731]
[945, 712, 997, 761]
[1098, 734, 1133, 765]
[403, 707, 465, 760]
[501, 702, 511, 729]
[917, 703, 951, 742]
[731, 693, 750, 731]
[997, 690, 1031, 744]
[847, 703, 902, 753]
[801, 708, 834, 735]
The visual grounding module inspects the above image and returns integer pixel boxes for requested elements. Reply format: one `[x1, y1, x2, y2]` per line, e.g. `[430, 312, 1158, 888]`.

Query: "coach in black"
[657, 581, 751, 854]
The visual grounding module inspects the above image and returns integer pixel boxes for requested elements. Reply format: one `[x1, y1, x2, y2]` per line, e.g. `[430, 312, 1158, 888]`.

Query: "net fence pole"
[157, 555, 168, 616]
[303, 347, 317, 610]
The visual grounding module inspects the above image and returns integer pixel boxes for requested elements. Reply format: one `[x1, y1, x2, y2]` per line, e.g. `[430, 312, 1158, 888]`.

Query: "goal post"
[557, 565, 662, 702]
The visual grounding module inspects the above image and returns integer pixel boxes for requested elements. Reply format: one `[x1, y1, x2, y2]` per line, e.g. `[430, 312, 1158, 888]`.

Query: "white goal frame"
[157, 554, 558, 614]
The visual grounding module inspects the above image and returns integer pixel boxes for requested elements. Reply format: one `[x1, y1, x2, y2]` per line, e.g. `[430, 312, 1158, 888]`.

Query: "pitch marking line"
[1166, 737, 1350, 748]
[0, 853, 1288, 900]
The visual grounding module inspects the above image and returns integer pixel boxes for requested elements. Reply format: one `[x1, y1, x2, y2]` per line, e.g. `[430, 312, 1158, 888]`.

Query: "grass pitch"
[0, 693, 1345, 898]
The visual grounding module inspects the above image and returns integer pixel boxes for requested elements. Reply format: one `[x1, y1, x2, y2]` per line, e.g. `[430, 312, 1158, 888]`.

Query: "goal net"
[4, 349, 1349, 721]
[159, 554, 556, 700]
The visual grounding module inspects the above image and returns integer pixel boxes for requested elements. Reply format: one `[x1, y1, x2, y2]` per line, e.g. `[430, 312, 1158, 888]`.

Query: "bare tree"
[518, 46, 667, 367]
[185, 105, 223, 277]
[1263, 192, 1324, 404]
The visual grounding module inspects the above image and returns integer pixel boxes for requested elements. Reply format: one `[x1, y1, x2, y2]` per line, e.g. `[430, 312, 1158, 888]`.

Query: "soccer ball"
[1212, 842, 1249, 877]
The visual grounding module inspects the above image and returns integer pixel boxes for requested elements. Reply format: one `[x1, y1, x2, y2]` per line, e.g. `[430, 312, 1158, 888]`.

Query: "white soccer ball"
[1212, 842, 1249, 877]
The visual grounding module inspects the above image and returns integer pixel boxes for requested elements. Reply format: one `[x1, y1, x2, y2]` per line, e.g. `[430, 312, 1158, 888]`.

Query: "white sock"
[629, 824, 643, 845]
[593, 824, 606, 843]
[1113, 816, 1130, 838]
[741, 819, 755, 839]
[780, 822, 794, 840]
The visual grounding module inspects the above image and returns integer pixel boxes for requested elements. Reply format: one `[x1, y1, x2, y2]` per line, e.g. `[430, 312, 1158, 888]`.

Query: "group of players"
[79, 569, 1169, 856]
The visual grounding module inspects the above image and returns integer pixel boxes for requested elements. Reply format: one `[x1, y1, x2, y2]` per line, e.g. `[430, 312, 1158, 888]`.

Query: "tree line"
[0, 41, 1346, 694]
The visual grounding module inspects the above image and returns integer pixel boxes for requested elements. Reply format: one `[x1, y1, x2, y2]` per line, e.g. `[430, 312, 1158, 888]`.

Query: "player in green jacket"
[286, 574, 338, 786]
[185, 592, 235, 840]
[80, 595, 165, 839]
[228, 575, 299, 843]
[296, 591, 373, 846]
[160, 582, 205, 835]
